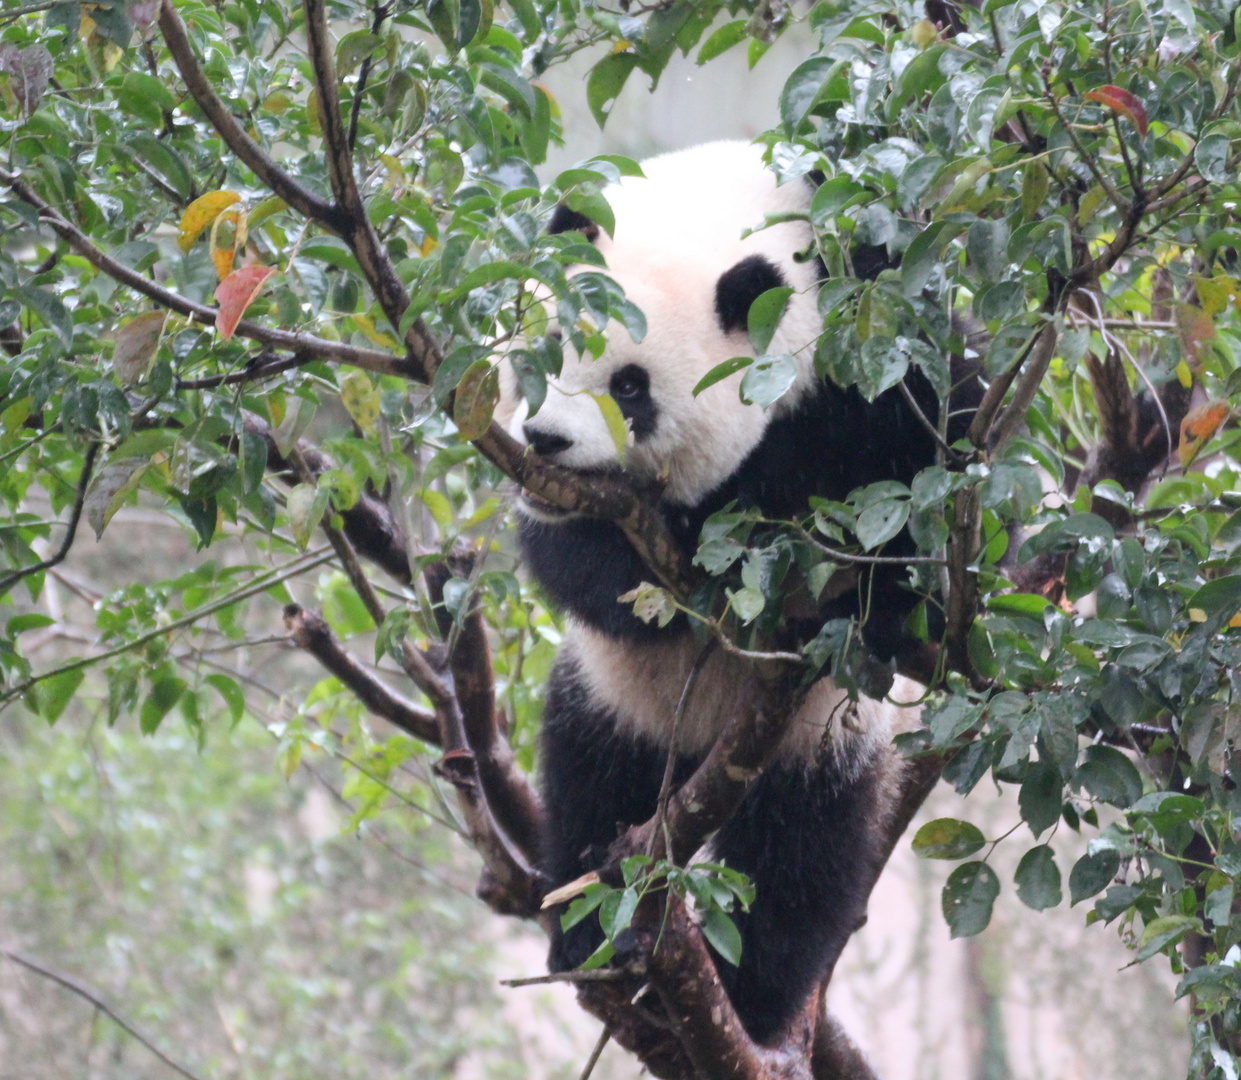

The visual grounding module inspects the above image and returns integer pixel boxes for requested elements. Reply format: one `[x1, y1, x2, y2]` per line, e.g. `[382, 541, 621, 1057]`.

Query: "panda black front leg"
[709, 748, 891, 1046]
[539, 653, 696, 970]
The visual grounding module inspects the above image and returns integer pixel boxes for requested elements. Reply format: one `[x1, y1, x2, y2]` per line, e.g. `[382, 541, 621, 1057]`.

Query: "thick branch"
[0, 169, 412, 378]
[425, 562, 544, 864]
[283, 605, 440, 743]
[242, 413, 414, 583]
[301, 0, 441, 384]
[158, 0, 341, 228]
[613, 675, 797, 868]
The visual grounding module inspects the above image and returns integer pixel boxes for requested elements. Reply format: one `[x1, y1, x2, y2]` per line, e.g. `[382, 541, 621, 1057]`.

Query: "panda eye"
[609, 364, 649, 402]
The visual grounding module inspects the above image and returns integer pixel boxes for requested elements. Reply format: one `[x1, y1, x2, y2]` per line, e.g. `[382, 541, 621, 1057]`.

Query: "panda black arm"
[518, 513, 669, 640]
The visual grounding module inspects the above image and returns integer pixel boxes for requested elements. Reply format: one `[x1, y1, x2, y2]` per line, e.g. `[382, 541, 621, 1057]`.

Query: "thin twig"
[898, 379, 958, 459]
[502, 970, 628, 987]
[0, 948, 209, 1080]
[796, 527, 948, 567]
[647, 642, 713, 859]
[579, 1024, 612, 1080]
[0, 442, 97, 598]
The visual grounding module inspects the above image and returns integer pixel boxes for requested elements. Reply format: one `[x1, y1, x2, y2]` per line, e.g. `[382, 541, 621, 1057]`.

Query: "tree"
[2, 0, 1241, 1076]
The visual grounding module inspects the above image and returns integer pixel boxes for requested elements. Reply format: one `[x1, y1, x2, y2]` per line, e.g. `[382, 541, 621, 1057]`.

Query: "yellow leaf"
[340, 370, 381, 438]
[1230, 613, 1241, 629]
[178, 191, 242, 252]
[589, 391, 630, 462]
[420, 488, 453, 530]
[1189, 607, 1208, 623]
[377, 153, 406, 189]
[1196, 275, 1239, 318]
[350, 313, 400, 350]
[1175, 360, 1193, 388]
[418, 234, 437, 256]
[306, 86, 321, 136]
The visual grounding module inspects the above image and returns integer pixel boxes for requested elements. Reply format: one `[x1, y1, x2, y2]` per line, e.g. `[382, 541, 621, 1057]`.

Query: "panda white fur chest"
[506, 141, 942, 1046]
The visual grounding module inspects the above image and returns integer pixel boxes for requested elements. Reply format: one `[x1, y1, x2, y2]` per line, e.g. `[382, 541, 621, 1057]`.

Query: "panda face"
[506, 141, 825, 509]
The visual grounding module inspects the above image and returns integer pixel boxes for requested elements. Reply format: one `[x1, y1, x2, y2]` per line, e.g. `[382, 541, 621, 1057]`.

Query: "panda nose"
[523, 424, 573, 457]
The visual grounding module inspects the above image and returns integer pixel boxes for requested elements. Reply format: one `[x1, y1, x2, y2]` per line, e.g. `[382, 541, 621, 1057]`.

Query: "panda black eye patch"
[714, 254, 787, 337]
[608, 364, 657, 440]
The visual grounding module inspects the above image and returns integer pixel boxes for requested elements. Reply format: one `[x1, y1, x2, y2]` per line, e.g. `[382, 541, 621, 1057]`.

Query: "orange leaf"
[1179, 401, 1230, 467]
[178, 190, 241, 252]
[208, 206, 248, 282]
[1084, 85, 1149, 137]
[1174, 303, 1217, 372]
[214, 265, 276, 341]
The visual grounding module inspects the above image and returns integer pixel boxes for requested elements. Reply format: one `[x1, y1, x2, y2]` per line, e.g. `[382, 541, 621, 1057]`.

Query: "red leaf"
[1084, 85, 1149, 137]
[214, 265, 276, 341]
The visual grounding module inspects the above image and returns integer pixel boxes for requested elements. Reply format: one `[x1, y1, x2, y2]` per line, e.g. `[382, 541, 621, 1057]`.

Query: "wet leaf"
[942, 861, 999, 938]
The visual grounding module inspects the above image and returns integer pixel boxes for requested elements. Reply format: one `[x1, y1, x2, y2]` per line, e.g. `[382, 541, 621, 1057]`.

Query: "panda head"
[507, 142, 823, 511]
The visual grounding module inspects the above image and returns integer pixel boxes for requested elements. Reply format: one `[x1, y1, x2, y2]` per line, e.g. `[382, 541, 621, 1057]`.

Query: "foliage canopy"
[4, 0, 1241, 1075]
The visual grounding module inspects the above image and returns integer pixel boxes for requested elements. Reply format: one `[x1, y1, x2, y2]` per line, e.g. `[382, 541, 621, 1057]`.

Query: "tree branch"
[282, 605, 440, 743]
[0, 169, 412, 378]
[424, 561, 544, 864]
[0, 441, 97, 599]
[158, 0, 342, 228]
[0, 947, 209, 1080]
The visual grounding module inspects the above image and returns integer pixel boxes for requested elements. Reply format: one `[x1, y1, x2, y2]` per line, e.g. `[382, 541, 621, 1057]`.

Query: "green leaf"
[700, 907, 743, 966]
[586, 53, 638, 128]
[697, 20, 747, 64]
[1075, 745, 1143, 808]
[16, 284, 73, 351]
[1014, 845, 1062, 910]
[1188, 575, 1241, 618]
[140, 676, 188, 735]
[31, 668, 85, 725]
[693, 356, 753, 397]
[478, 63, 536, 117]
[855, 498, 909, 550]
[204, 673, 245, 726]
[942, 861, 999, 938]
[740, 353, 797, 409]
[1018, 761, 1062, 835]
[1135, 915, 1201, 963]
[1069, 848, 1121, 905]
[747, 286, 794, 355]
[911, 817, 985, 860]
[780, 57, 832, 136]
[598, 886, 638, 939]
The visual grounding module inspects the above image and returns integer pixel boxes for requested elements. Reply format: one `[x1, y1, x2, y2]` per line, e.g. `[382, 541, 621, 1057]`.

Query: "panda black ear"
[714, 254, 787, 337]
[548, 204, 601, 242]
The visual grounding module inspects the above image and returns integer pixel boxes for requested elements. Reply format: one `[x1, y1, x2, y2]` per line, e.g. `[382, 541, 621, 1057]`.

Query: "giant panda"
[504, 141, 953, 1046]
